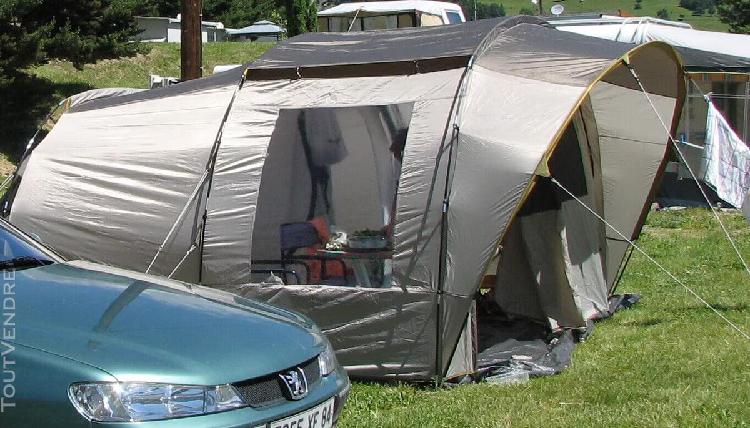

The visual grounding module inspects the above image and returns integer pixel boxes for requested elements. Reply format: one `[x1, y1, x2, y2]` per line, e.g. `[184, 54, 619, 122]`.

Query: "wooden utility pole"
[181, 0, 202, 81]
[538, 0, 544, 16]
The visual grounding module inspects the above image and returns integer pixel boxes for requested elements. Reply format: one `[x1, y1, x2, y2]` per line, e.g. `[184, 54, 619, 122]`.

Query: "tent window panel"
[251, 103, 414, 288]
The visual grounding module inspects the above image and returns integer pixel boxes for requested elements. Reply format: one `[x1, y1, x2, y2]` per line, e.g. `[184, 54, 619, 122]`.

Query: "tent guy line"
[551, 177, 750, 341]
[626, 64, 750, 279]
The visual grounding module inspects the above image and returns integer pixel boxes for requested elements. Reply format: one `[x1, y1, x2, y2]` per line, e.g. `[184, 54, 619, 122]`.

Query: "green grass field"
[32, 42, 273, 90]
[339, 208, 750, 427]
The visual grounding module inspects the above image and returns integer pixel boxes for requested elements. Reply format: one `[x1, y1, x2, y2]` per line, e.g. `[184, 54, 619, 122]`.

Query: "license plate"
[269, 397, 335, 428]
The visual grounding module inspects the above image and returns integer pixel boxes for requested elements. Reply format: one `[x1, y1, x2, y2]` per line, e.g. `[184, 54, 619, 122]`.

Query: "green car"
[0, 219, 350, 427]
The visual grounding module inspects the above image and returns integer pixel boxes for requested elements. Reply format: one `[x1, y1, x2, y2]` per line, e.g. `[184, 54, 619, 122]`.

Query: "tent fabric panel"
[605, 238, 631, 291]
[9, 85, 236, 277]
[214, 284, 439, 380]
[390, 97, 456, 289]
[445, 66, 584, 299]
[474, 23, 633, 88]
[520, 209, 586, 329]
[559, 107, 609, 318]
[590, 81, 676, 290]
[438, 292, 475, 378]
[599, 44, 683, 99]
[591, 81, 676, 241]
[201, 90, 279, 285]
[493, 218, 547, 322]
[247, 16, 541, 74]
[675, 47, 750, 73]
[71, 67, 245, 113]
[445, 302, 475, 379]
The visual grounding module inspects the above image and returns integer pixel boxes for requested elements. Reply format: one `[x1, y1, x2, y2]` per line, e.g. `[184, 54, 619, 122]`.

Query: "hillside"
[491, 0, 729, 31]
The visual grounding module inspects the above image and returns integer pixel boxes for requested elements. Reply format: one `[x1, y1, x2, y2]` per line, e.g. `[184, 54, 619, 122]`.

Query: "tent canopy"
[5, 17, 685, 381]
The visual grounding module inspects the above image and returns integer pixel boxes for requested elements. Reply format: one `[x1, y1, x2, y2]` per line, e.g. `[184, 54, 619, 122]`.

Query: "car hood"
[10, 261, 323, 385]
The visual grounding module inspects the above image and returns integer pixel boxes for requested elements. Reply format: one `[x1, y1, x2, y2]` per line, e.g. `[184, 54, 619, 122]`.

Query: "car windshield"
[0, 222, 56, 270]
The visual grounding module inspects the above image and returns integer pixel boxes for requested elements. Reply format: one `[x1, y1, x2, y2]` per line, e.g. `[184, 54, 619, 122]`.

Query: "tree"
[716, 0, 750, 33]
[286, 0, 316, 36]
[458, 0, 506, 20]
[204, 0, 279, 28]
[112, 0, 180, 17]
[656, 8, 670, 19]
[0, 0, 142, 80]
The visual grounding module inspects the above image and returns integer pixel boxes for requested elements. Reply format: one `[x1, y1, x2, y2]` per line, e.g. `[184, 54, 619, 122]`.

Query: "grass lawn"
[31, 42, 273, 90]
[339, 208, 750, 427]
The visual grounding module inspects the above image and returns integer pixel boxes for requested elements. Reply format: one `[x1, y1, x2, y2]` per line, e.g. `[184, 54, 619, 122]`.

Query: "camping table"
[311, 248, 393, 287]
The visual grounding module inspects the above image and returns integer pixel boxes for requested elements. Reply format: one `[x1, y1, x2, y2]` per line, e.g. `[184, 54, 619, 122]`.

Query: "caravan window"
[251, 104, 414, 288]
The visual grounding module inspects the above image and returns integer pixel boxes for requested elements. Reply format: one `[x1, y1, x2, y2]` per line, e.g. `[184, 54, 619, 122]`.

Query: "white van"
[317, 1, 466, 32]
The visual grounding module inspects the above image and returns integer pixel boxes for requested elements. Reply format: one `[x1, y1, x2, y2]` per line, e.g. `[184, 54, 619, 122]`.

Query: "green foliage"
[286, 0, 316, 36]
[112, 0, 285, 29]
[203, 0, 280, 28]
[459, 0, 506, 20]
[679, 0, 717, 14]
[717, 0, 750, 33]
[111, 0, 179, 17]
[657, 7, 671, 18]
[0, 0, 142, 79]
[518, 6, 536, 15]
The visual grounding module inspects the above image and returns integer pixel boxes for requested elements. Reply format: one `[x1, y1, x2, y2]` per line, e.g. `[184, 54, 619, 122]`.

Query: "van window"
[363, 15, 398, 30]
[420, 13, 443, 26]
[398, 13, 415, 28]
[446, 11, 463, 24]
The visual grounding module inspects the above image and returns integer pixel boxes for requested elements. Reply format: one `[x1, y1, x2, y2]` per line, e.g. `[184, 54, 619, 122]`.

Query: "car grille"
[232, 356, 321, 408]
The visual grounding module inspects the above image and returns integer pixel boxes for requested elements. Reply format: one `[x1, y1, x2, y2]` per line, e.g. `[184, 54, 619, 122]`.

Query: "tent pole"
[195, 71, 247, 284]
[610, 244, 635, 296]
[435, 124, 460, 387]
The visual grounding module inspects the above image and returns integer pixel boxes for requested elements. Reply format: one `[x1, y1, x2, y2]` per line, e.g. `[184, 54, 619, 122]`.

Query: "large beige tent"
[4, 17, 685, 381]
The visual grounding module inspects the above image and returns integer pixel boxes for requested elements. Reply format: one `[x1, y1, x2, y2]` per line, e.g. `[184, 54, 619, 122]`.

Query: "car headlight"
[69, 382, 246, 422]
[318, 339, 339, 376]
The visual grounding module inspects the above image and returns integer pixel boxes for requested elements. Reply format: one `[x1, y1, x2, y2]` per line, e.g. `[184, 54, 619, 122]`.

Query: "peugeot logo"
[279, 367, 308, 400]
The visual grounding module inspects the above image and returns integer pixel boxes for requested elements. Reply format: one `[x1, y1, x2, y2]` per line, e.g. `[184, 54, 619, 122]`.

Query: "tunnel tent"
[4, 17, 685, 382]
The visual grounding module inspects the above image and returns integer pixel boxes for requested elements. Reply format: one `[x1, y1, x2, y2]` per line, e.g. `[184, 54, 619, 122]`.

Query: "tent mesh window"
[250, 104, 414, 288]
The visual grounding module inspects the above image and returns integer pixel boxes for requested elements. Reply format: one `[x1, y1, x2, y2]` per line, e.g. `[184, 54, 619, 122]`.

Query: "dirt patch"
[0, 154, 17, 178]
